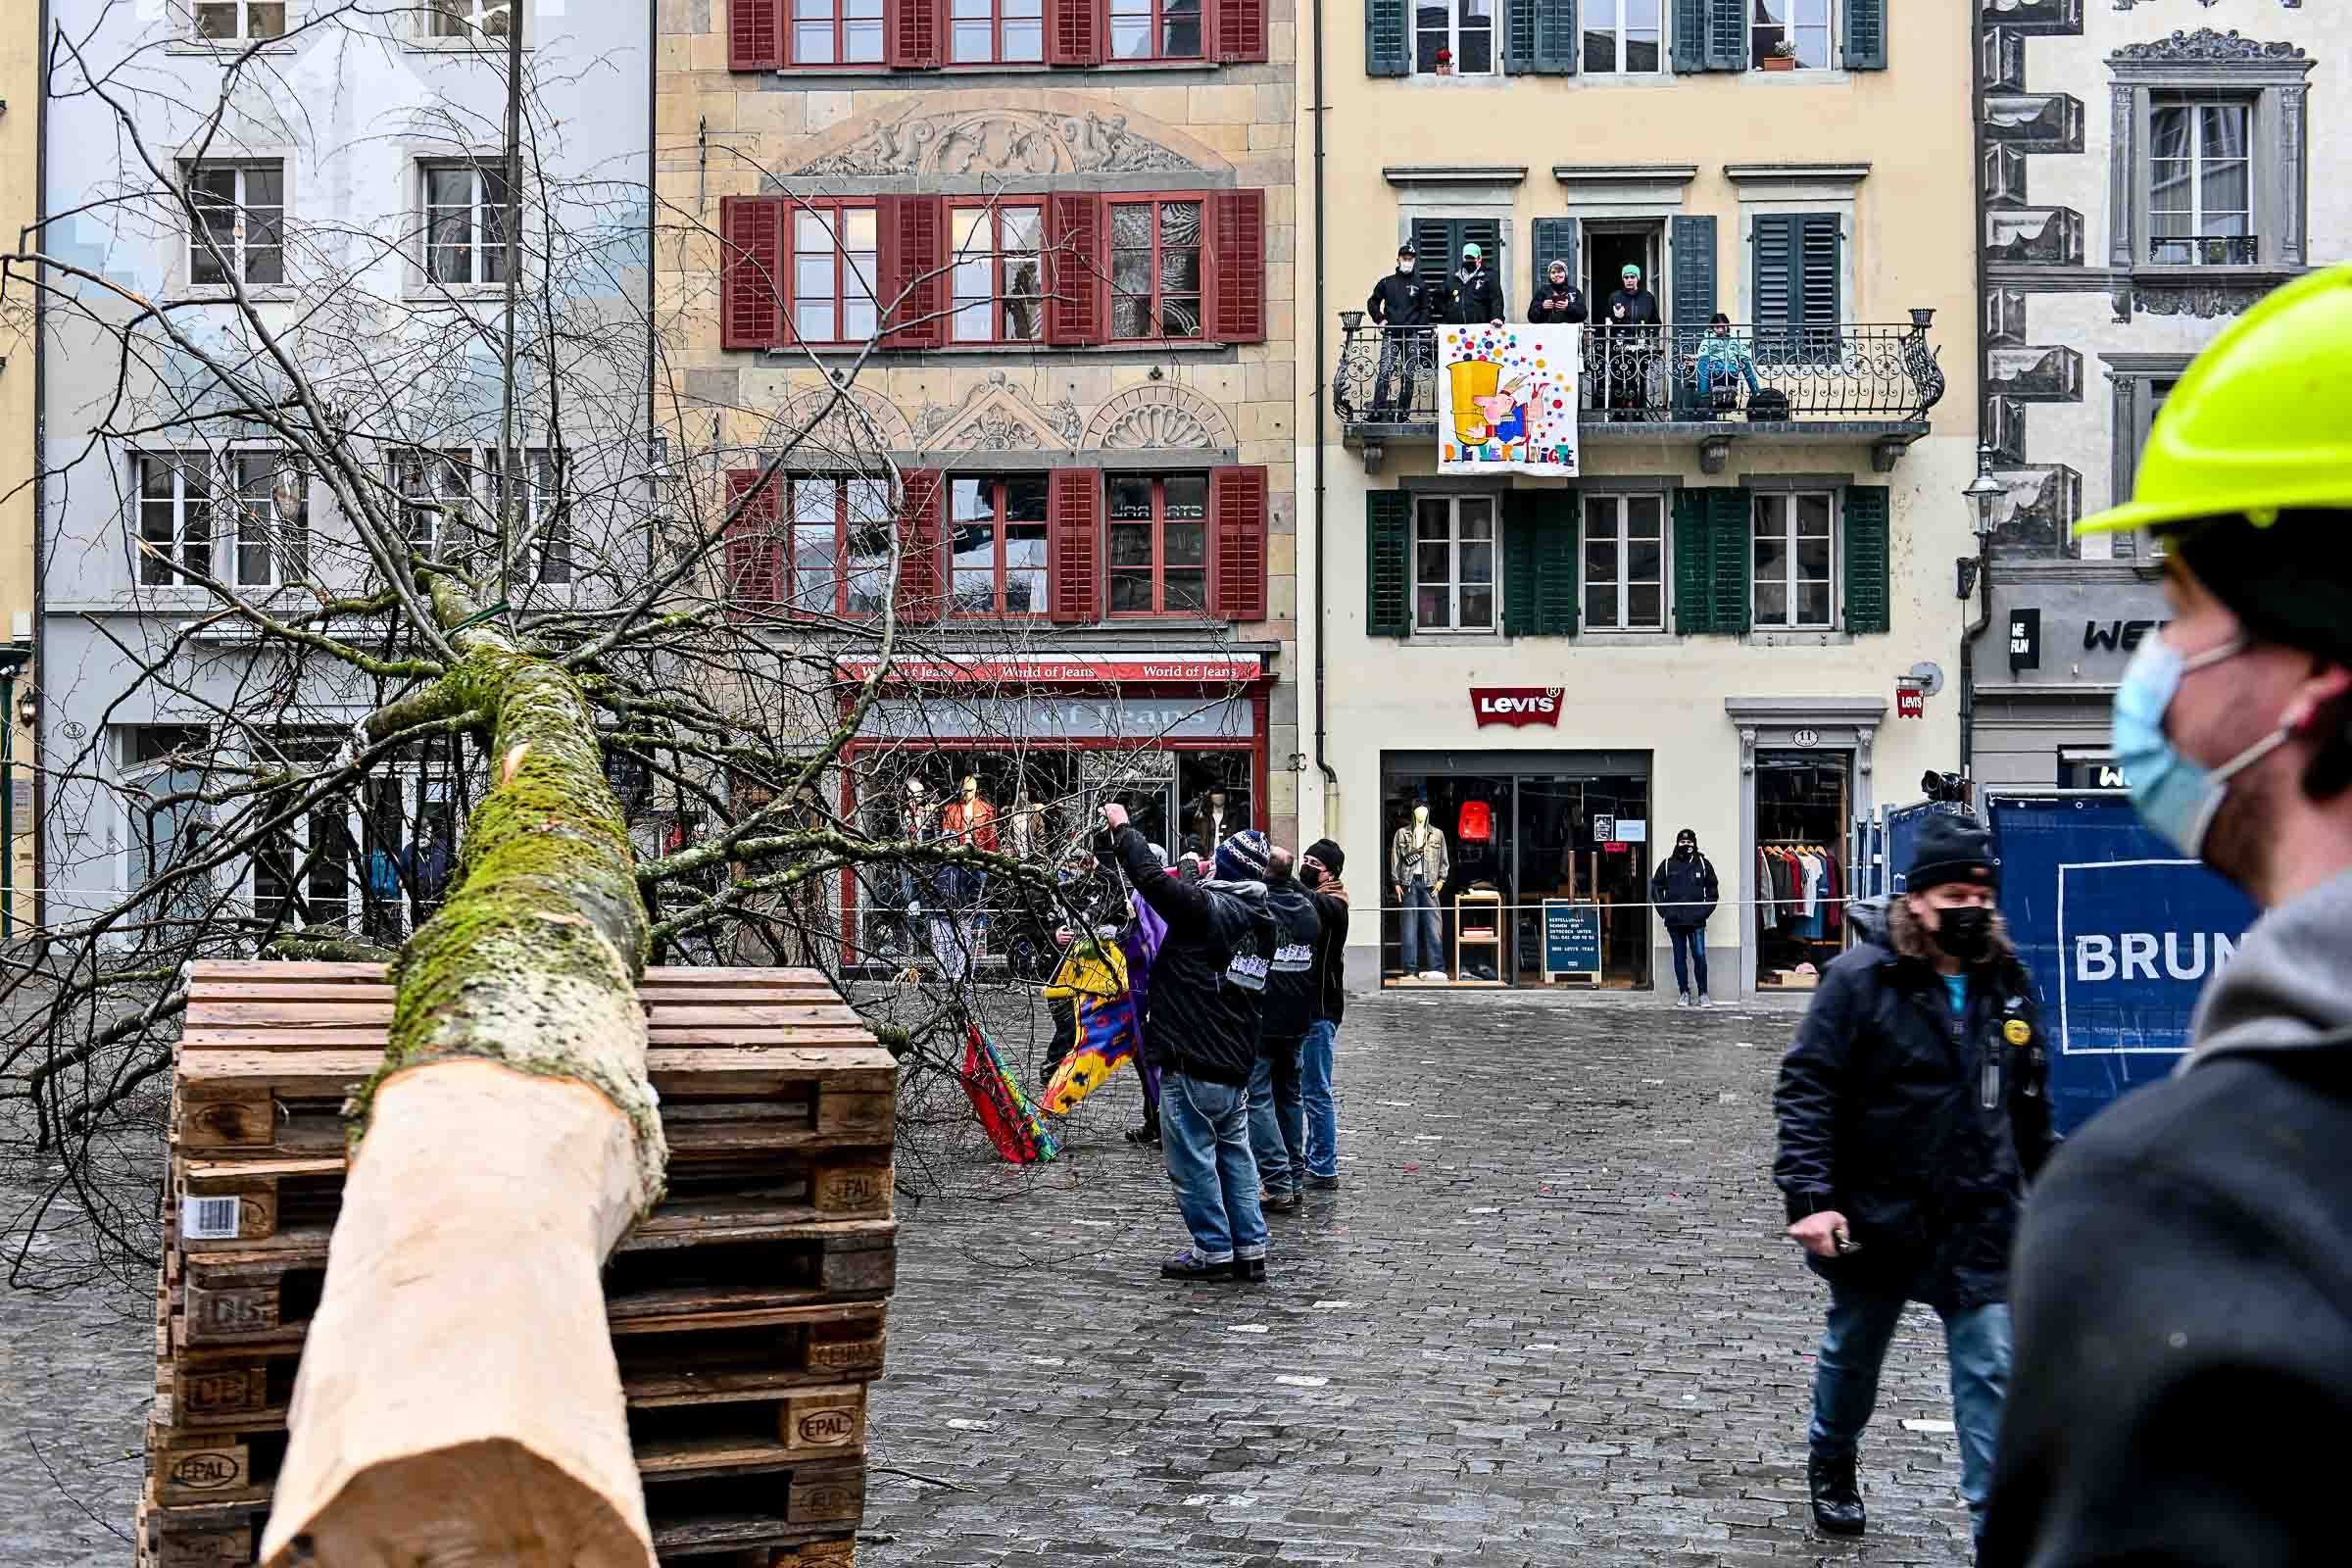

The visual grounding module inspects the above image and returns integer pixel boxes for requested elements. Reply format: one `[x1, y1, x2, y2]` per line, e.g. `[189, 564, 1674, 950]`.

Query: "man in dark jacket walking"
[1365, 242, 1429, 419]
[1448, 241, 1504, 325]
[1775, 814, 2055, 1550]
[1100, 808, 1279, 1282]
[1249, 847, 1320, 1212]
[1527, 258, 1587, 325]
[1982, 277, 2352, 1568]
[1648, 827, 1719, 1007]
[1299, 839, 1350, 1189]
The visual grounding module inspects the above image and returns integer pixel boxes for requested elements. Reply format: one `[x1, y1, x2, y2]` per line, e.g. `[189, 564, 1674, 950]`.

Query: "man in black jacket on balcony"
[1601, 262, 1661, 420]
[1365, 242, 1429, 420]
[1448, 241, 1504, 325]
[1529, 258, 1587, 325]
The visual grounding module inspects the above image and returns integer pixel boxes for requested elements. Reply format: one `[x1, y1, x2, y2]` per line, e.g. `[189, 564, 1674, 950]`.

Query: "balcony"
[1334, 314, 1946, 473]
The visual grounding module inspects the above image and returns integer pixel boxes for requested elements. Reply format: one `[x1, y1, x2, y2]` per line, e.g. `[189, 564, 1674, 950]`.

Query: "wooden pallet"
[142, 962, 896, 1567]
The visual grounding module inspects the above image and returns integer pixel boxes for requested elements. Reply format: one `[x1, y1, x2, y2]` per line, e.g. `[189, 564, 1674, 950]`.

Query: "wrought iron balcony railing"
[2148, 233, 2259, 267]
[1333, 315, 1946, 431]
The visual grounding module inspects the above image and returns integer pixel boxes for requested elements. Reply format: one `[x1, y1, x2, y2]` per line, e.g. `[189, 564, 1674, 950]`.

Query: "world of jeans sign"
[1437, 323, 1582, 475]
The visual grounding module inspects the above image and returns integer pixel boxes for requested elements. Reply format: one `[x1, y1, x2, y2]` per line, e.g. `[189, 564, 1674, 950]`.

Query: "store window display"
[1755, 754, 1852, 990]
[1390, 800, 1450, 981]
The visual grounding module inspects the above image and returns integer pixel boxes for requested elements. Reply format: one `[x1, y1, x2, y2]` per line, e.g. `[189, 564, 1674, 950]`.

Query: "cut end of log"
[259, 1437, 658, 1568]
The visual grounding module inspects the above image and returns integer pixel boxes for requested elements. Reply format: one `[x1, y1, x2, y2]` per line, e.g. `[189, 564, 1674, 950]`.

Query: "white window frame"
[134, 453, 217, 588]
[493, 448, 572, 586]
[392, 446, 475, 563]
[2146, 94, 2255, 267]
[1748, 0, 1834, 71]
[420, 161, 512, 290]
[1580, 492, 1667, 632]
[1413, 0, 1498, 77]
[122, 726, 216, 930]
[1580, 0, 1664, 75]
[187, 0, 290, 42]
[1751, 489, 1838, 631]
[391, 445, 564, 573]
[226, 452, 310, 589]
[249, 730, 361, 934]
[1411, 494, 1499, 635]
[412, 0, 526, 48]
[183, 161, 286, 290]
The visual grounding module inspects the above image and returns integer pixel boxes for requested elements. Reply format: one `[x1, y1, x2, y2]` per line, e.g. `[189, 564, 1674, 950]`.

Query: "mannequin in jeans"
[1389, 802, 1449, 982]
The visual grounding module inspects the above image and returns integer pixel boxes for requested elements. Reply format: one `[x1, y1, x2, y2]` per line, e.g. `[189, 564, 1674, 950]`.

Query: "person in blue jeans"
[1249, 847, 1321, 1211]
[1098, 808, 1278, 1282]
[1773, 815, 2054, 1548]
[1298, 838, 1351, 1189]
[1694, 312, 1764, 408]
[1648, 827, 1720, 1005]
[1389, 801, 1448, 980]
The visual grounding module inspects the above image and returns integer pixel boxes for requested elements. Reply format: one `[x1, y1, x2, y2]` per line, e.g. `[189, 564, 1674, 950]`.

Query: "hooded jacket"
[1773, 897, 2056, 1313]
[1101, 822, 1275, 1088]
[1983, 867, 2352, 1568]
[1449, 264, 1504, 325]
[1259, 873, 1322, 1045]
[1366, 270, 1429, 328]
[1649, 846, 1720, 930]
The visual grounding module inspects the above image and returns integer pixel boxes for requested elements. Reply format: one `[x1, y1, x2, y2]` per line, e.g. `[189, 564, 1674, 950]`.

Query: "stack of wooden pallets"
[138, 960, 897, 1568]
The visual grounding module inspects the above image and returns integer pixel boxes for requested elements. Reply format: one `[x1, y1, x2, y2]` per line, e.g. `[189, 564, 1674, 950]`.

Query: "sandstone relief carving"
[794, 108, 1203, 178]
[909, 371, 1084, 452]
[1082, 383, 1236, 452]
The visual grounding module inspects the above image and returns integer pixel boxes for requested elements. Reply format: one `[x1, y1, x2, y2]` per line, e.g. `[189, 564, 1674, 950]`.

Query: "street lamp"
[0, 642, 29, 942]
[1957, 441, 2005, 600]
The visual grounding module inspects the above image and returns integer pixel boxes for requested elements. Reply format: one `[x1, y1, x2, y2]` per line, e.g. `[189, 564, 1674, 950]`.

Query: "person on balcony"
[1528, 259, 1587, 325]
[1601, 263, 1660, 420]
[1364, 243, 1430, 421]
[1448, 242, 1504, 326]
[1695, 313, 1764, 411]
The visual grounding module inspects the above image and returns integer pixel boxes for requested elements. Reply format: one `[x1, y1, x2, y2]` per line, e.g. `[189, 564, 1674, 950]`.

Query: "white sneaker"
[1677, 993, 1691, 1007]
[1698, 994, 1713, 1008]
[1421, 969, 1448, 983]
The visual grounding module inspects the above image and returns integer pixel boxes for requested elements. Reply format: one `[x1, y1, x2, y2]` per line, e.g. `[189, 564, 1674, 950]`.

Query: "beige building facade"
[656, 0, 1301, 943]
[1298, 2, 1981, 997]
[1, 9, 36, 932]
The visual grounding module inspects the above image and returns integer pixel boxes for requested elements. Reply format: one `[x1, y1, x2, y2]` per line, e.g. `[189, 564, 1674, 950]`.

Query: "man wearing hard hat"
[1984, 267, 2352, 1564]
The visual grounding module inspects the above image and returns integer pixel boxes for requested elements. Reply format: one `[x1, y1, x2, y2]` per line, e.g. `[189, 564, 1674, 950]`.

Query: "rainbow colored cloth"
[1040, 938, 1145, 1115]
[961, 1021, 1058, 1164]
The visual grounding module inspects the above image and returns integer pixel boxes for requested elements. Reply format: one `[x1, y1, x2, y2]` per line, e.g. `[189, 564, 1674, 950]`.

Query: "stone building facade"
[654, 0, 1302, 900]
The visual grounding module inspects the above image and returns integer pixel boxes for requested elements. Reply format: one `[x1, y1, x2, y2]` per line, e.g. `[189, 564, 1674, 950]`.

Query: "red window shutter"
[1047, 468, 1102, 624]
[729, 0, 784, 70]
[1211, 0, 1266, 62]
[1045, 194, 1102, 347]
[719, 196, 783, 351]
[1210, 465, 1268, 620]
[723, 468, 783, 613]
[1207, 189, 1266, 344]
[896, 468, 944, 622]
[887, 0, 944, 67]
[877, 196, 946, 349]
[1046, 0, 1101, 66]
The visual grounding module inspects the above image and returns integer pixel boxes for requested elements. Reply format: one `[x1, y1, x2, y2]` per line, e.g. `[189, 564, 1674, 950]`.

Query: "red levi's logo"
[1470, 687, 1564, 727]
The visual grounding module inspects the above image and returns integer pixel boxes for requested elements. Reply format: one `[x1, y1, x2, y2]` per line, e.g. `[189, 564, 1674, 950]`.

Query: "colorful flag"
[961, 1021, 1058, 1164]
[1041, 938, 1145, 1115]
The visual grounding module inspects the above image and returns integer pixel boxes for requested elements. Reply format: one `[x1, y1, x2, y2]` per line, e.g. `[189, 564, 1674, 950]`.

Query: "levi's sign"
[1470, 687, 1563, 727]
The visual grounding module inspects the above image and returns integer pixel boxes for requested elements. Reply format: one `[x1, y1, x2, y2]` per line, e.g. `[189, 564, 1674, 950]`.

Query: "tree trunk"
[261, 625, 667, 1567]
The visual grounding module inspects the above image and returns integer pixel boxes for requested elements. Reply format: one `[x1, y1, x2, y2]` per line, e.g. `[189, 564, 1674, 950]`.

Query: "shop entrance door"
[1754, 751, 1855, 990]
[1381, 775, 1513, 983]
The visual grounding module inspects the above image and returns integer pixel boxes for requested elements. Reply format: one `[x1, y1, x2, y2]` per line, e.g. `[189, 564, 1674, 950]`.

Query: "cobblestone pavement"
[866, 990, 1981, 1567]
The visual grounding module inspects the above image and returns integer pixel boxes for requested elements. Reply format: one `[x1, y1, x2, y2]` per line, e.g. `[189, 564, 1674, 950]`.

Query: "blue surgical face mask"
[2113, 632, 2289, 859]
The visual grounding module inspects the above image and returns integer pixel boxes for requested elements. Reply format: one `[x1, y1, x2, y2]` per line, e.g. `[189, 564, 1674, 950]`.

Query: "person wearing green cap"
[1600, 261, 1661, 418]
[1446, 240, 1503, 325]
[1983, 265, 2352, 1566]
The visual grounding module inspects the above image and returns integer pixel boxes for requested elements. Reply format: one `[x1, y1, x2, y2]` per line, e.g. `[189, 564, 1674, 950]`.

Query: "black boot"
[1124, 1107, 1160, 1145]
[1808, 1451, 1866, 1537]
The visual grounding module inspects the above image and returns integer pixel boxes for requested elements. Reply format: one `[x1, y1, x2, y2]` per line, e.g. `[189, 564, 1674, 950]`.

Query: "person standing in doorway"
[1298, 839, 1350, 1189]
[1774, 815, 2055, 1551]
[1601, 262, 1661, 420]
[1650, 828, 1721, 1006]
[1528, 258, 1587, 325]
[1365, 241, 1431, 420]
[1389, 801, 1448, 982]
[1448, 241, 1504, 326]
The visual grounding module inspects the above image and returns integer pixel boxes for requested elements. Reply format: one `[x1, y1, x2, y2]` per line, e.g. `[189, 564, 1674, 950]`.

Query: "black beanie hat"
[1304, 837, 1346, 876]
[1908, 814, 1998, 894]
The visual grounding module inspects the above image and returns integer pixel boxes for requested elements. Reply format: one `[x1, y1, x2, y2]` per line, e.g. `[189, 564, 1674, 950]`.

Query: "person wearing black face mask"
[1772, 813, 2054, 1553]
[1648, 828, 1719, 1005]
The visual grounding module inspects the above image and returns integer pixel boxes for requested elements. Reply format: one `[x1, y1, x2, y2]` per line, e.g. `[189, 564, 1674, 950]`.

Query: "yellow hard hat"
[2075, 265, 2352, 536]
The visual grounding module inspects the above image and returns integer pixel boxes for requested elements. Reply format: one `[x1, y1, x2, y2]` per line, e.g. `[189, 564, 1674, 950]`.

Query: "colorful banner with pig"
[1436, 323, 1582, 475]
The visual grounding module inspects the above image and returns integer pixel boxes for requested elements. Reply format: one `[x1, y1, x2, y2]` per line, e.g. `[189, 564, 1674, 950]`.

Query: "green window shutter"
[1466, 218, 1504, 317]
[1669, 214, 1715, 326]
[1413, 218, 1459, 308]
[1531, 218, 1578, 306]
[1503, 0, 1536, 74]
[1366, 0, 1409, 76]
[1708, 487, 1752, 635]
[1704, 0, 1745, 70]
[1752, 213, 1795, 326]
[1528, 0, 1577, 74]
[1501, 491, 1539, 637]
[1844, 0, 1886, 70]
[1533, 494, 1580, 636]
[1670, 0, 1705, 72]
[1672, 488, 1713, 634]
[1799, 213, 1841, 328]
[1843, 485, 1891, 634]
[1367, 490, 1412, 636]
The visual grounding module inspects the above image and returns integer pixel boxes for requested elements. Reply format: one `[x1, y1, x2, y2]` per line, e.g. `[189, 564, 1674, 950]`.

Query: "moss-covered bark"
[350, 599, 666, 1213]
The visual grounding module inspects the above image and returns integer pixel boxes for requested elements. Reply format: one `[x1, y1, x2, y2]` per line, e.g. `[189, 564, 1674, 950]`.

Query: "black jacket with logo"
[1773, 899, 2057, 1312]
[1102, 823, 1275, 1088]
[1449, 267, 1505, 324]
[1366, 271, 1429, 328]
[1528, 281, 1588, 324]
[1259, 874, 1322, 1046]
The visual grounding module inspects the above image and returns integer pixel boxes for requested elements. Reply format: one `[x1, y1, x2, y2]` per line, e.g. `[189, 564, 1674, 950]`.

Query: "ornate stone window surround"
[2106, 30, 2311, 304]
[1724, 693, 1885, 997]
[2097, 352, 2193, 566]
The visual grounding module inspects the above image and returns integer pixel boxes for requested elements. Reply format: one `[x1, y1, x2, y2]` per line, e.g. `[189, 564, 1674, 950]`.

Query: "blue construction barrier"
[1984, 792, 2259, 1136]
[1880, 800, 1975, 897]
